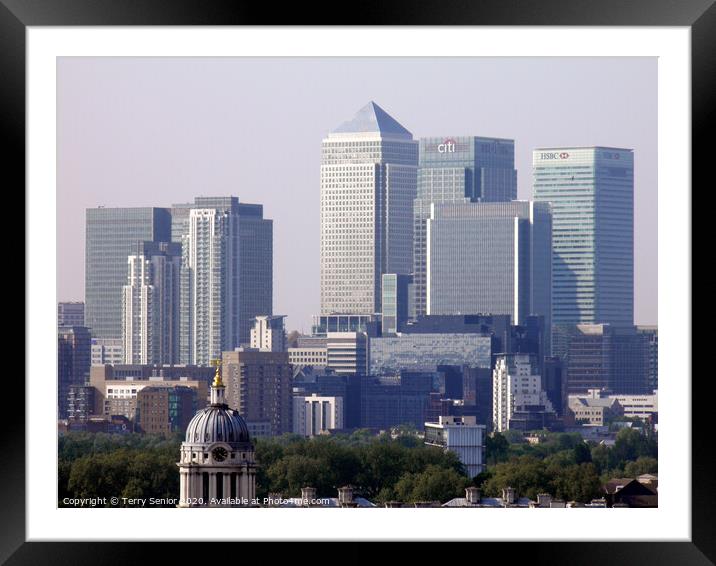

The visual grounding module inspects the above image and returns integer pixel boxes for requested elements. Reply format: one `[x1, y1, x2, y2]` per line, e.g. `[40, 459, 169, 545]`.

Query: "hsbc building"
[533, 146, 635, 334]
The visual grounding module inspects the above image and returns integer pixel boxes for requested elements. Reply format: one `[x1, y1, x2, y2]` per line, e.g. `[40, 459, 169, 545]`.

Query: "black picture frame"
[4, 0, 707, 562]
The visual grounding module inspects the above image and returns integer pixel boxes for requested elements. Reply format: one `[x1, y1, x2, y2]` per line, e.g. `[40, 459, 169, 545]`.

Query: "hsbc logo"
[539, 152, 570, 160]
[438, 139, 457, 154]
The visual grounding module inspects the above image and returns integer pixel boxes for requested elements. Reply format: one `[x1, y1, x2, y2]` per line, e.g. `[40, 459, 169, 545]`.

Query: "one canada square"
[320, 102, 418, 315]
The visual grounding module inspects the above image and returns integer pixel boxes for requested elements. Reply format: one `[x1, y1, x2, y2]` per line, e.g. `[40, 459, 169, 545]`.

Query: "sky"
[57, 57, 657, 331]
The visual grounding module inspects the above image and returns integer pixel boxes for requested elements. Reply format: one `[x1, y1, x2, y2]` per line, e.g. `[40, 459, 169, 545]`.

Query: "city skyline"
[58, 57, 657, 330]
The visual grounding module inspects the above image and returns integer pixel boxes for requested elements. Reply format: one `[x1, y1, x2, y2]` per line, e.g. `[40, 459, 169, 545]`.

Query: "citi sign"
[437, 139, 457, 154]
[539, 152, 570, 160]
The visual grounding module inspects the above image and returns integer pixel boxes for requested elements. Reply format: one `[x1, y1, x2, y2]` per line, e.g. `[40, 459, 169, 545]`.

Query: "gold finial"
[211, 358, 223, 387]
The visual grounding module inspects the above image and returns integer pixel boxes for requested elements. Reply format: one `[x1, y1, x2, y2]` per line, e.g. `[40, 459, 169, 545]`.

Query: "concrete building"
[222, 349, 292, 437]
[90, 338, 124, 366]
[311, 314, 378, 336]
[533, 147, 634, 327]
[426, 201, 552, 352]
[288, 347, 329, 369]
[293, 394, 344, 437]
[136, 385, 197, 434]
[320, 101, 417, 315]
[58, 301, 85, 327]
[58, 326, 91, 419]
[122, 241, 181, 365]
[424, 416, 486, 478]
[369, 333, 491, 375]
[413, 135, 517, 317]
[250, 315, 287, 352]
[85, 207, 171, 340]
[178, 197, 272, 366]
[326, 332, 368, 376]
[610, 391, 658, 420]
[492, 353, 555, 432]
[178, 368, 256, 507]
[567, 389, 624, 426]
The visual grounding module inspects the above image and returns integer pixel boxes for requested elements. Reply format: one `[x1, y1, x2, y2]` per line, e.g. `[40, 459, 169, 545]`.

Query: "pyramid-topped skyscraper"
[320, 102, 418, 316]
[332, 101, 413, 138]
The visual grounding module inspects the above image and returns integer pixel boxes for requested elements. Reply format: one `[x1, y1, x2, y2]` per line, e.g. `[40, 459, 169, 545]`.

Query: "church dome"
[185, 404, 250, 446]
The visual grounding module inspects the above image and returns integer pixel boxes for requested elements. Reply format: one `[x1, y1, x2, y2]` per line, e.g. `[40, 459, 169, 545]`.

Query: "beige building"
[567, 389, 624, 426]
[222, 349, 292, 437]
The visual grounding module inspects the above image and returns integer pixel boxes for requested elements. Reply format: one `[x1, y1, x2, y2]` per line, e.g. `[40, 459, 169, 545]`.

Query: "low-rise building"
[566, 389, 625, 426]
[293, 394, 344, 437]
[424, 416, 486, 478]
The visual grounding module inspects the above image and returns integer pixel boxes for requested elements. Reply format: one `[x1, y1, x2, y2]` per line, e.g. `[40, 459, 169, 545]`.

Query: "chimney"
[537, 493, 552, 508]
[338, 486, 354, 506]
[502, 487, 516, 505]
[465, 487, 481, 505]
[301, 486, 316, 504]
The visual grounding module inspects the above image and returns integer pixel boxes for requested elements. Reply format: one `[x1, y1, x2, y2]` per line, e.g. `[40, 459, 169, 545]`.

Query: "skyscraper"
[426, 201, 552, 344]
[320, 101, 418, 316]
[178, 197, 273, 366]
[533, 147, 634, 326]
[122, 241, 181, 365]
[413, 136, 517, 317]
[85, 207, 171, 340]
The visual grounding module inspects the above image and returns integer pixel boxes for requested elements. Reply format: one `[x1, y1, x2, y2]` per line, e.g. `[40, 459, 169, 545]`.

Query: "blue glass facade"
[533, 147, 634, 326]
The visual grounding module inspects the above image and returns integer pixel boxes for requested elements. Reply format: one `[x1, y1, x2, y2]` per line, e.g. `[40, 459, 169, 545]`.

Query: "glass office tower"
[533, 147, 634, 326]
[320, 101, 418, 316]
[85, 207, 171, 340]
[426, 201, 552, 348]
[413, 137, 517, 317]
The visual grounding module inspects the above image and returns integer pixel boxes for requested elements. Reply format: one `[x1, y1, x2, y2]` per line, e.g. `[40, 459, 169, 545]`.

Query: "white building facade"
[424, 416, 486, 478]
[250, 315, 286, 352]
[493, 353, 554, 432]
[320, 101, 417, 315]
[122, 242, 181, 365]
[293, 394, 344, 437]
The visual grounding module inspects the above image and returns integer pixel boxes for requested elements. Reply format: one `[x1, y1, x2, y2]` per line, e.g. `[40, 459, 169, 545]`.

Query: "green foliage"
[392, 465, 470, 504]
[624, 456, 658, 477]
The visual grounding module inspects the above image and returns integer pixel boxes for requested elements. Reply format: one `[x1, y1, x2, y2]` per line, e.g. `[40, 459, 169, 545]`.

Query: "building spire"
[212, 357, 223, 387]
[210, 358, 227, 406]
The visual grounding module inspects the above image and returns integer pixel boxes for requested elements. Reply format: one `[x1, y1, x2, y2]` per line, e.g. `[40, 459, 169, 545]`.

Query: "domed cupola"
[184, 360, 251, 447]
[177, 359, 257, 507]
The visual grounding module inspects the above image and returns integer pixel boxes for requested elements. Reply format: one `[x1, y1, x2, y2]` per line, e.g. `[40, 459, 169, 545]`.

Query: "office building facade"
[369, 333, 491, 375]
[58, 302, 85, 327]
[426, 201, 552, 342]
[533, 147, 634, 327]
[122, 241, 182, 365]
[320, 101, 418, 315]
[85, 207, 171, 340]
[562, 324, 651, 395]
[414, 136, 517, 316]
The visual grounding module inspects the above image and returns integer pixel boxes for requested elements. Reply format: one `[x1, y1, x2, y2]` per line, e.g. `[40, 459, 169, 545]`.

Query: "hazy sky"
[57, 57, 657, 331]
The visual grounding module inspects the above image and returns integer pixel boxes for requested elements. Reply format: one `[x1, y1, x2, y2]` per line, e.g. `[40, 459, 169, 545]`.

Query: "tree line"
[58, 426, 656, 506]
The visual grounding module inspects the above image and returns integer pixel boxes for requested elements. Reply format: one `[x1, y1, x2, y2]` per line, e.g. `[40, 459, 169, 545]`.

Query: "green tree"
[485, 433, 510, 465]
[624, 456, 658, 477]
[393, 465, 470, 504]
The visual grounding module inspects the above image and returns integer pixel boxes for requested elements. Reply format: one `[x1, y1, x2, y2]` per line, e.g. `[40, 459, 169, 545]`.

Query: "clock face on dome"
[212, 447, 228, 462]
